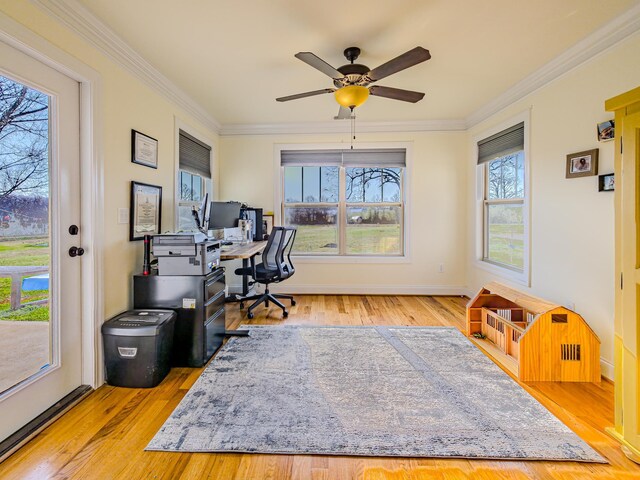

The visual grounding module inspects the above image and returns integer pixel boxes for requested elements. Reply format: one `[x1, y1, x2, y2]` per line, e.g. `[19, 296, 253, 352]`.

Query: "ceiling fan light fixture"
[334, 85, 369, 109]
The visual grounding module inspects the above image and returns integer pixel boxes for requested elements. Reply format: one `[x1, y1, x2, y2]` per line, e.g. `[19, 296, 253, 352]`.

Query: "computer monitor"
[198, 193, 209, 230]
[208, 201, 242, 229]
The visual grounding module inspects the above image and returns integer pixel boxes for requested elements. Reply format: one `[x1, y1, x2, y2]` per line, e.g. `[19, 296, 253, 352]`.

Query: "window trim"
[474, 111, 531, 286]
[274, 142, 412, 264]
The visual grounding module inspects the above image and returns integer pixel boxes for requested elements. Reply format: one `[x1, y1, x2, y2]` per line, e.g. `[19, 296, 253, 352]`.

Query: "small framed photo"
[130, 181, 162, 240]
[263, 214, 274, 237]
[598, 173, 615, 192]
[597, 120, 615, 142]
[131, 129, 158, 168]
[566, 149, 599, 178]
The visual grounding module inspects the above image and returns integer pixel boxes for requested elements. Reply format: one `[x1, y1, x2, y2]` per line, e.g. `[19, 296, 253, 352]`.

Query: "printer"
[152, 233, 221, 276]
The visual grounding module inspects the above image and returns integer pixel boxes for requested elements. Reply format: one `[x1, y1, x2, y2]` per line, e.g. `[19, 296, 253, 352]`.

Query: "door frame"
[0, 12, 104, 388]
[605, 86, 640, 461]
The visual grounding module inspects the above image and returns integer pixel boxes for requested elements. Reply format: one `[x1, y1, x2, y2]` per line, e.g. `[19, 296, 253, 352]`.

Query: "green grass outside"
[0, 237, 49, 321]
[292, 226, 338, 253]
[489, 224, 524, 235]
[487, 224, 524, 269]
[293, 224, 401, 255]
[347, 225, 400, 254]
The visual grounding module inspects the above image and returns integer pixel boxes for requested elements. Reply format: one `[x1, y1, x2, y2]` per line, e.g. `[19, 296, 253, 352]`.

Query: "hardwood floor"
[1, 295, 638, 479]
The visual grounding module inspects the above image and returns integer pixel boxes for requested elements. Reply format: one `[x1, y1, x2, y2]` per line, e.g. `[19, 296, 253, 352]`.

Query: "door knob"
[68, 225, 79, 235]
[69, 246, 85, 257]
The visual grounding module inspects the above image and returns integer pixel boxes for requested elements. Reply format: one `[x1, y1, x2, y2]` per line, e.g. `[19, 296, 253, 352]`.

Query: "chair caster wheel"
[291, 300, 296, 306]
[283, 311, 288, 318]
[247, 312, 254, 319]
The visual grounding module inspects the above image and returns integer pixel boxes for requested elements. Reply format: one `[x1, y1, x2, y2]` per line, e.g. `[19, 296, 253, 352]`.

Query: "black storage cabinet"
[133, 269, 226, 367]
[102, 309, 176, 388]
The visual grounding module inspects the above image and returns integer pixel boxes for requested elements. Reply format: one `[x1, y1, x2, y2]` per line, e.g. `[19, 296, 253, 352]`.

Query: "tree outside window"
[484, 151, 525, 270]
[283, 164, 404, 256]
[0, 75, 49, 200]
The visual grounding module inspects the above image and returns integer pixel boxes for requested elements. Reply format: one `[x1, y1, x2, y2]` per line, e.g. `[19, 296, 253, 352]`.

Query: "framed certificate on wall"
[131, 129, 158, 168]
[130, 181, 162, 240]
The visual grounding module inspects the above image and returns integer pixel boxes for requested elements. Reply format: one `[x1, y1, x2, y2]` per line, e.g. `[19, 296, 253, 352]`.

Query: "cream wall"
[466, 32, 640, 377]
[0, 2, 219, 319]
[220, 131, 468, 294]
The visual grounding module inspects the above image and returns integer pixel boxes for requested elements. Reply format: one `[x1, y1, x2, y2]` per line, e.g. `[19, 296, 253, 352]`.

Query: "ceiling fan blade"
[276, 88, 335, 102]
[369, 85, 425, 103]
[367, 47, 431, 82]
[295, 52, 345, 79]
[334, 106, 353, 120]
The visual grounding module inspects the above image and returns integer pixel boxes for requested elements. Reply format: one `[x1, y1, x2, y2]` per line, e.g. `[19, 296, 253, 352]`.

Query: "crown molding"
[31, 0, 221, 133]
[29, 0, 640, 136]
[219, 119, 467, 136]
[466, 2, 640, 128]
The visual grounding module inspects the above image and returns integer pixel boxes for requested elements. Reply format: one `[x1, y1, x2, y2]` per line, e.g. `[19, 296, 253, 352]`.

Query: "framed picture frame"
[598, 173, 615, 192]
[130, 181, 162, 240]
[566, 149, 598, 178]
[263, 214, 274, 236]
[131, 129, 158, 168]
[597, 120, 615, 142]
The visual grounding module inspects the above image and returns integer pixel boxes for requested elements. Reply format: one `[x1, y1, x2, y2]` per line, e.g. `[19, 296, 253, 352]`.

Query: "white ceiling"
[77, 0, 639, 126]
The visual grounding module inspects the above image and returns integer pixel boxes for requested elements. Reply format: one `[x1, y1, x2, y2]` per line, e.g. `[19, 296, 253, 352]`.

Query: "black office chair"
[235, 226, 297, 319]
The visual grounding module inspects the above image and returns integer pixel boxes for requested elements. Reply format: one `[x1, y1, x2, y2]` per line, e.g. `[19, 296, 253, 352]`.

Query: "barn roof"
[484, 282, 559, 315]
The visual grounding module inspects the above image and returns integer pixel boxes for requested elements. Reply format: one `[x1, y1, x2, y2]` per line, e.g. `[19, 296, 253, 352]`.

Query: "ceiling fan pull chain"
[350, 113, 355, 149]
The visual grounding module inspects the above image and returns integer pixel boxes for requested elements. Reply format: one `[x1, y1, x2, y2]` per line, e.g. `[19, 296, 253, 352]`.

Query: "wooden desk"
[220, 241, 266, 296]
[0, 266, 49, 310]
[220, 241, 266, 261]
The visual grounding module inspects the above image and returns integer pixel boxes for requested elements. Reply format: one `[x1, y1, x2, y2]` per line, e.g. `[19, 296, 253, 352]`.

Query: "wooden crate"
[467, 282, 601, 383]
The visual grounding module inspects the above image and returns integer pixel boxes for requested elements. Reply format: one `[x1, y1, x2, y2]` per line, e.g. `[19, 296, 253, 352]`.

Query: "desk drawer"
[205, 289, 226, 320]
[204, 307, 225, 362]
[205, 272, 225, 301]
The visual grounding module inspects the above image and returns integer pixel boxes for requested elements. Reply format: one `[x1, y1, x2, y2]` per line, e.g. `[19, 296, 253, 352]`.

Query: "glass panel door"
[0, 38, 82, 443]
[0, 74, 52, 395]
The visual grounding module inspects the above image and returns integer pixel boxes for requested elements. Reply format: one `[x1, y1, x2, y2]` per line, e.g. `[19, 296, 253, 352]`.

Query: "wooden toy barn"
[466, 282, 601, 382]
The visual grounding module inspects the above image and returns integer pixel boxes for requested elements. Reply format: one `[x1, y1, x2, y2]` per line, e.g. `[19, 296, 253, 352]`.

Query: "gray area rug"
[147, 326, 605, 462]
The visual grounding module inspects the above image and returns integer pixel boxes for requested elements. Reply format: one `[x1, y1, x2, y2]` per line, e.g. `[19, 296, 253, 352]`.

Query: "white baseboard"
[600, 358, 614, 381]
[228, 283, 468, 296]
[464, 287, 477, 298]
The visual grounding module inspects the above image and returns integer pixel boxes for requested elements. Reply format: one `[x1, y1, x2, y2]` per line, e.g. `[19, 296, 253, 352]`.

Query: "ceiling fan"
[276, 46, 431, 119]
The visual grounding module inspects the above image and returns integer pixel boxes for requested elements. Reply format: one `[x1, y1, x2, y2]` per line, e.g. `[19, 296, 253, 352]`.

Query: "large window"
[281, 149, 405, 256]
[478, 122, 526, 272]
[177, 130, 212, 231]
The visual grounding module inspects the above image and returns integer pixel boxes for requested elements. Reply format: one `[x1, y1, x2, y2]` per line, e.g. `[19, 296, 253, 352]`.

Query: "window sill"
[474, 259, 530, 287]
[293, 255, 410, 264]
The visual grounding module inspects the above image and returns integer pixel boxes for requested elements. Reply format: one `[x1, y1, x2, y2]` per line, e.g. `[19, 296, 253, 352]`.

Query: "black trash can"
[102, 309, 176, 388]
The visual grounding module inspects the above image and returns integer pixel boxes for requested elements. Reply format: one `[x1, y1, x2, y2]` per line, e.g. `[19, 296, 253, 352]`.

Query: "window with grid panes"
[478, 123, 526, 272]
[281, 149, 405, 256]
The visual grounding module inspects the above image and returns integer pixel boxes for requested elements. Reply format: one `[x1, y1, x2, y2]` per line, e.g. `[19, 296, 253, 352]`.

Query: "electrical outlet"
[439, 263, 444, 273]
[118, 208, 129, 224]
